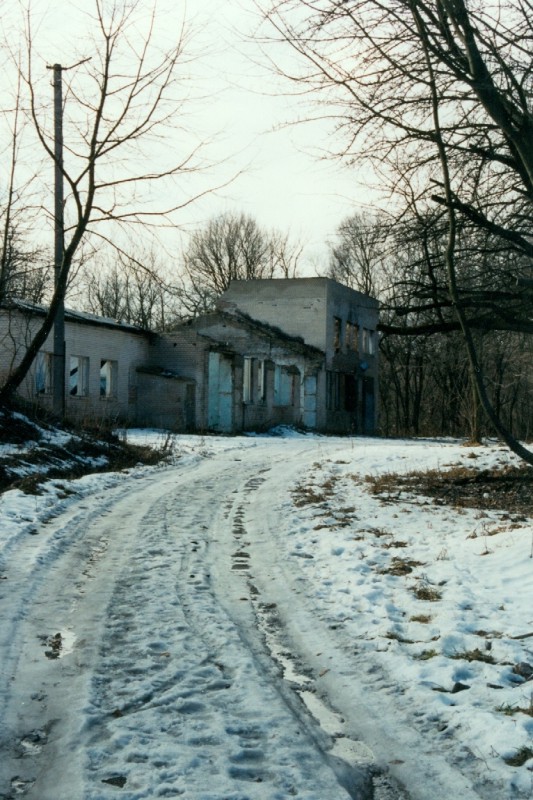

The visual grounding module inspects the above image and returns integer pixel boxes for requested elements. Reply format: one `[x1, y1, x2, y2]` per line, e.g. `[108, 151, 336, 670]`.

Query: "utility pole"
[46, 58, 90, 418]
[49, 63, 65, 419]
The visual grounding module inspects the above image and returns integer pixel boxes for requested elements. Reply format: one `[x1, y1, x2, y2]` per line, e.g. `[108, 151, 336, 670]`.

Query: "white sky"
[1, 0, 376, 271]
[170, 0, 374, 266]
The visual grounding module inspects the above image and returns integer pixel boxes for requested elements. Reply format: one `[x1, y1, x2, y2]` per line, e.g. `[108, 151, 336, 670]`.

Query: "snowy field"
[0, 428, 532, 800]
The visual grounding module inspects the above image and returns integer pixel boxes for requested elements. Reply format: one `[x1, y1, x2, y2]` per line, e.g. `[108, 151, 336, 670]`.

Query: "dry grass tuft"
[365, 464, 533, 517]
[409, 614, 432, 624]
[412, 583, 442, 602]
[385, 630, 415, 644]
[379, 557, 425, 576]
[292, 475, 338, 508]
[414, 649, 439, 660]
[449, 647, 496, 664]
[503, 747, 533, 767]
[497, 701, 533, 718]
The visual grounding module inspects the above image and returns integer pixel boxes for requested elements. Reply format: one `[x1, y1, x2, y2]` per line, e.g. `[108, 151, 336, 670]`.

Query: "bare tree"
[327, 210, 533, 441]
[261, 0, 533, 331]
[0, 228, 51, 304]
[0, 0, 211, 404]
[328, 212, 389, 297]
[267, 230, 303, 279]
[179, 211, 302, 314]
[0, 48, 50, 305]
[81, 249, 183, 331]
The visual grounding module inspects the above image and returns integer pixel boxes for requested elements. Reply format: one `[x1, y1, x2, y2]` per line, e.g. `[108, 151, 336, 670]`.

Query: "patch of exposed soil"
[0, 413, 42, 445]
[366, 464, 533, 518]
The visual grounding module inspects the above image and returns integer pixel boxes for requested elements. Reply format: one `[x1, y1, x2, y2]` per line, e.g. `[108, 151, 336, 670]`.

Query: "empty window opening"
[345, 374, 358, 412]
[326, 371, 342, 411]
[35, 352, 52, 395]
[362, 328, 375, 355]
[243, 357, 253, 403]
[100, 359, 118, 397]
[69, 355, 89, 396]
[346, 322, 359, 351]
[257, 360, 266, 402]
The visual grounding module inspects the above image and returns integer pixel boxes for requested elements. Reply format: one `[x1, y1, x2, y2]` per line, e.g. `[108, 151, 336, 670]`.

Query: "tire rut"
[218, 461, 411, 800]
[0, 445, 404, 800]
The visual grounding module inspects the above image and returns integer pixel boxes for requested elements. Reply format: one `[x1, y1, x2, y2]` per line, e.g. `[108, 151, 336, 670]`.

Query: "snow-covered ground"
[0, 430, 531, 800]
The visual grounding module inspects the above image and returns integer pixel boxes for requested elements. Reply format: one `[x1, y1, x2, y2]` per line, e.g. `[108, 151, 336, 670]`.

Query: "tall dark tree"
[262, 0, 533, 461]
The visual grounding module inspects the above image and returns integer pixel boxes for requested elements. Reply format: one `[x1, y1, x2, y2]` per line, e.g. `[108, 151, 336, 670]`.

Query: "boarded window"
[274, 365, 295, 406]
[257, 360, 266, 401]
[69, 355, 89, 396]
[35, 352, 52, 395]
[100, 359, 118, 397]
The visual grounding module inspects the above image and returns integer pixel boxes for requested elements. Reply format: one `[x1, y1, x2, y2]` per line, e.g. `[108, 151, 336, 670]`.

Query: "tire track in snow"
[222, 445, 488, 800]
[209, 462, 386, 800]
[0, 447, 363, 800]
[0, 469, 188, 800]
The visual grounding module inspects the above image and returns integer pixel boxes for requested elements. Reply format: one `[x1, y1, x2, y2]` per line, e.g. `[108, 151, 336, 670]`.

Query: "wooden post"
[50, 63, 65, 419]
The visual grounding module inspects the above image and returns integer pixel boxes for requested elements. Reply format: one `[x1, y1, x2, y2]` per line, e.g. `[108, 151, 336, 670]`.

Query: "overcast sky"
[2, 0, 374, 271]
[179, 0, 374, 268]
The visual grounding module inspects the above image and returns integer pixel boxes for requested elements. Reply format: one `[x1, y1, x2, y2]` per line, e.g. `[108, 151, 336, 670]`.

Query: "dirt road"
[0, 437, 492, 799]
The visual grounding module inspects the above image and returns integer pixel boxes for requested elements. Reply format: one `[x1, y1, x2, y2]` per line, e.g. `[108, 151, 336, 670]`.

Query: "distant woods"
[3, 202, 533, 442]
[74, 212, 303, 326]
[328, 212, 533, 442]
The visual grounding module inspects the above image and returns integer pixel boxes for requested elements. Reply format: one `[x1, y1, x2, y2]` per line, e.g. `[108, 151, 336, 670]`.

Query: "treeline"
[328, 211, 533, 441]
[0, 213, 301, 332]
[4, 206, 532, 442]
[379, 327, 533, 441]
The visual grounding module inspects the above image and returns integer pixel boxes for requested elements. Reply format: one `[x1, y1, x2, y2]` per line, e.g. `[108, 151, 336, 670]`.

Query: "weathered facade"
[0, 302, 151, 427]
[0, 278, 379, 434]
[219, 278, 379, 433]
[152, 310, 325, 433]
